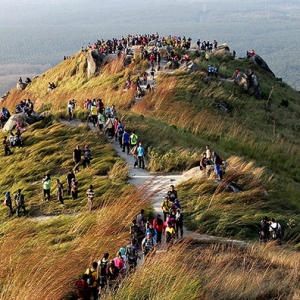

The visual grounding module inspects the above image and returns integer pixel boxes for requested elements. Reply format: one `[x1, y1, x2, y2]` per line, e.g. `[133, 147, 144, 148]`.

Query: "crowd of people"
[75, 184, 184, 299]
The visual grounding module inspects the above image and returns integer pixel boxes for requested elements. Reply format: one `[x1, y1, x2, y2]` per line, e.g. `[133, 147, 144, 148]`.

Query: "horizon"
[0, 0, 299, 95]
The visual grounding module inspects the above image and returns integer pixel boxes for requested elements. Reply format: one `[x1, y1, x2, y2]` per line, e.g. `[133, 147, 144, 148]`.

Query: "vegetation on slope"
[1, 46, 300, 299]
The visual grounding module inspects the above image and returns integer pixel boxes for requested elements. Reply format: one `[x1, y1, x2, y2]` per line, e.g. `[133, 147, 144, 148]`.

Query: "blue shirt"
[137, 146, 144, 157]
[123, 132, 130, 143]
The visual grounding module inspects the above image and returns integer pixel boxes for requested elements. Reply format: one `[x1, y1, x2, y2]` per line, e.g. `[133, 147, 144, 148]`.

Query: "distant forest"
[0, 0, 299, 95]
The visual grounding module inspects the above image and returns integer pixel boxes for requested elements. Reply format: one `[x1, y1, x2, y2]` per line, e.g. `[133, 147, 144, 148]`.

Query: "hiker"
[130, 131, 138, 149]
[15, 189, 26, 217]
[165, 221, 176, 245]
[269, 218, 282, 241]
[126, 238, 139, 270]
[167, 185, 178, 203]
[141, 232, 157, 257]
[137, 209, 145, 233]
[86, 185, 95, 211]
[82, 144, 91, 168]
[97, 253, 110, 298]
[42, 174, 51, 201]
[117, 121, 125, 148]
[84, 262, 98, 300]
[75, 274, 89, 300]
[113, 251, 126, 276]
[4, 191, 13, 217]
[200, 152, 207, 171]
[73, 145, 81, 172]
[56, 179, 64, 204]
[211, 151, 223, 181]
[259, 216, 270, 243]
[68, 101, 73, 121]
[3, 136, 12, 156]
[106, 260, 120, 295]
[137, 142, 145, 169]
[205, 145, 212, 160]
[175, 208, 184, 238]
[97, 111, 106, 132]
[122, 129, 130, 155]
[161, 196, 172, 222]
[130, 144, 138, 168]
[130, 219, 140, 240]
[145, 222, 157, 242]
[153, 214, 165, 244]
[71, 178, 78, 200]
[87, 104, 98, 127]
[66, 169, 76, 195]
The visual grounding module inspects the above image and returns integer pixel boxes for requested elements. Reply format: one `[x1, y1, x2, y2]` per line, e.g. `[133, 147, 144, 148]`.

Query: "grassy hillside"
[1, 46, 300, 299]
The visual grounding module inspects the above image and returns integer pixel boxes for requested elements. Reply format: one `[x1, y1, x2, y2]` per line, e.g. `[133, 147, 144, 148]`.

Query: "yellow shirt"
[161, 200, 172, 213]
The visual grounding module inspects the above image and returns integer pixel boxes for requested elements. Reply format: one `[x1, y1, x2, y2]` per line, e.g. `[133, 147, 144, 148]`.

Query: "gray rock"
[87, 50, 108, 77]
[251, 54, 275, 76]
[16, 82, 27, 91]
[179, 61, 199, 73]
[3, 114, 29, 132]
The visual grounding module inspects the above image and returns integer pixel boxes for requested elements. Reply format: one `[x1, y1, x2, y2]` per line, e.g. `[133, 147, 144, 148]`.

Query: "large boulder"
[251, 54, 275, 76]
[16, 82, 27, 91]
[3, 114, 29, 132]
[87, 50, 107, 77]
[181, 165, 215, 182]
[179, 61, 199, 73]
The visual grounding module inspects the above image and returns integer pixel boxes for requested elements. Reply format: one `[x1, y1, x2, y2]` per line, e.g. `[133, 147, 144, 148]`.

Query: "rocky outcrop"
[179, 61, 199, 73]
[3, 114, 29, 132]
[87, 50, 108, 77]
[16, 82, 27, 91]
[234, 72, 262, 99]
[212, 43, 231, 57]
[251, 54, 275, 76]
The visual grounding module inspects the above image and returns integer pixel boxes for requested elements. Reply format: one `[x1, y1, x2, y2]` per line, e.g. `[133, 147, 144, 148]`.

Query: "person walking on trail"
[97, 252, 110, 298]
[88, 104, 98, 127]
[4, 191, 13, 217]
[42, 174, 51, 201]
[68, 100, 74, 121]
[66, 169, 75, 196]
[73, 145, 81, 173]
[142, 232, 157, 258]
[97, 111, 106, 132]
[117, 121, 125, 148]
[211, 151, 223, 181]
[130, 144, 138, 168]
[137, 209, 145, 233]
[3, 136, 12, 156]
[175, 208, 184, 238]
[153, 214, 165, 244]
[130, 131, 138, 149]
[15, 189, 26, 217]
[82, 144, 92, 168]
[165, 221, 176, 246]
[85, 262, 98, 300]
[167, 185, 178, 203]
[75, 274, 89, 300]
[126, 238, 139, 270]
[122, 129, 130, 155]
[71, 178, 78, 200]
[86, 185, 95, 211]
[269, 218, 282, 242]
[56, 179, 64, 204]
[137, 142, 145, 169]
[161, 196, 172, 222]
[106, 260, 121, 295]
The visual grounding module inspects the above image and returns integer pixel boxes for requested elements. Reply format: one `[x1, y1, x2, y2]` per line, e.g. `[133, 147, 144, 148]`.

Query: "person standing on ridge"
[66, 169, 76, 196]
[42, 174, 51, 201]
[4, 191, 13, 217]
[73, 145, 81, 173]
[82, 145, 92, 168]
[56, 179, 64, 204]
[15, 189, 26, 217]
[122, 129, 130, 155]
[137, 142, 145, 169]
[86, 184, 95, 212]
[3, 136, 12, 156]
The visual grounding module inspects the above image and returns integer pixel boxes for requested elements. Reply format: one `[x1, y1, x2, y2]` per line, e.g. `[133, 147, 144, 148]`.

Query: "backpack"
[99, 260, 108, 276]
[144, 237, 154, 251]
[126, 245, 137, 263]
[86, 268, 94, 286]
[156, 218, 163, 226]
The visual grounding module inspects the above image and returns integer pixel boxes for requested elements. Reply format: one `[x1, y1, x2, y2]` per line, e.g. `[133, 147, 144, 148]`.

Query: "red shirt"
[75, 279, 89, 299]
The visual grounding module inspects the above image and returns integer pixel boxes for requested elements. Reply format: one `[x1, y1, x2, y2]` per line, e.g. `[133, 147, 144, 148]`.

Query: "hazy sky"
[0, 0, 299, 94]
